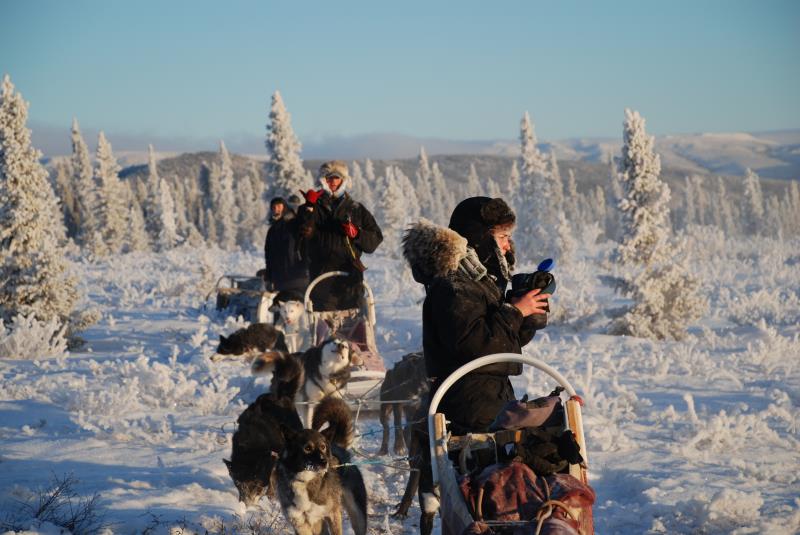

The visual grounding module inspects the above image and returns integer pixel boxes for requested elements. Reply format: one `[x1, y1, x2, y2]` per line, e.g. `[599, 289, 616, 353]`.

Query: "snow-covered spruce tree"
[349, 160, 375, 212]
[516, 111, 552, 256]
[125, 189, 149, 253]
[143, 145, 162, 246]
[712, 176, 735, 235]
[486, 177, 503, 199]
[415, 147, 435, 219]
[546, 151, 565, 216]
[742, 168, 765, 236]
[682, 176, 696, 228]
[615, 109, 671, 267]
[377, 168, 406, 258]
[564, 168, 580, 224]
[430, 161, 453, 223]
[465, 163, 483, 198]
[0, 74, 77, 324]
[156, 177, 179, 251]
[393, 166, 421, 224]
[52, 159, 78, 238]
[265, 90, 309, 198]
[506, 160, 520, 201]
[611, 109, 706, 340]
[70, 118, 101, 248]
[212, 140, 238, 250]
[93, 132, 128, 254]
[234, 169, 258, 250]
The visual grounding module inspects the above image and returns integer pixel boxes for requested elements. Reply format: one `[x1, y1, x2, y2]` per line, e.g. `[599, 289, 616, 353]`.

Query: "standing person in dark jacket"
[297, 161, 382, 311]
[264, 197, 309, 295]
[401, 196, 550, 534]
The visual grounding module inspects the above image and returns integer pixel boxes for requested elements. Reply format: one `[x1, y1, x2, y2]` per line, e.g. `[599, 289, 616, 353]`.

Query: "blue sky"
[1, 0, 798, 156]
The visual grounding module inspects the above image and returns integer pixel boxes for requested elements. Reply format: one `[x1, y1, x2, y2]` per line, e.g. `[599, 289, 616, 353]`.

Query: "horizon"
[2, 0, 799, 159]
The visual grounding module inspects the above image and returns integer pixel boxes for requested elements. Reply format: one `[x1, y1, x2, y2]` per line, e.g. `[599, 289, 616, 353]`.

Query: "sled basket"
[304, 271, 385, 402]
[212, 274, 276, 324]
[428, 354, 594, 535]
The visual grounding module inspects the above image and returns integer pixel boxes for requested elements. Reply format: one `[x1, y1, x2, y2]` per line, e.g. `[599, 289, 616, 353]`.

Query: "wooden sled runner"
[427, 354, 594, 535]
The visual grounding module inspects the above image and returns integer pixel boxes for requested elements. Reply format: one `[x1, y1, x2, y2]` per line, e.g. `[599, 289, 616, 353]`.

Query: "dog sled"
[212, 274, 276, 324]
[304, 271, 386, 403]
[428, 354, 594, 535]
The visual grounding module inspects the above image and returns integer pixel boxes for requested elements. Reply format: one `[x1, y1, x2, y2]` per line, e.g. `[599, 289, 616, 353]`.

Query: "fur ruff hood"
[402, 219, 471, 285]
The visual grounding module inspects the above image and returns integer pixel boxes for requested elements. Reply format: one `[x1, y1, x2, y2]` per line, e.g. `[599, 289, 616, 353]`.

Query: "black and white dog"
[213, 323, 288, 361]
[253, 338, 362, 427]
[276, 396, 367, 535]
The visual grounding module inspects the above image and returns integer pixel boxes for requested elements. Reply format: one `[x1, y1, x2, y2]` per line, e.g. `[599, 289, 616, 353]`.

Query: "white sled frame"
[303, 271, 382, 402]
[427, 353, 591, 535]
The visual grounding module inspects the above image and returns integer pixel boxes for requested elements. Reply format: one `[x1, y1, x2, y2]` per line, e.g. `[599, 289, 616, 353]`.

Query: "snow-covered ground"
[1, 229, 798, 534]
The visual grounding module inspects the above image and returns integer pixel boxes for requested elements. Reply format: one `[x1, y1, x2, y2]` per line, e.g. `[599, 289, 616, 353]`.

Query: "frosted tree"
[350, 160, 375, 211]
[516, 112, 551, 254]
[265, 90, 309, 198]
[615, 109, 671, 267]
[143, 145, 162, 245]
[70, 118, 101, 249]
[156, 178, 178, 251]
[682, 176, 696, 228]
[170, 177, 190, 237]
[430, 161, 453, 223]
[377, 169, 407, 258]
[742, 168, 764, 235]
[486, 177, 503, 198]
[711, 177, 735, 235]
[505, 160, 520, 200]
[364, 158, 377, 184]
[52, 160, 78, 238]
[611, 109, 705, 340]
[93, 132, 128, 254]
[546, 151, 565, 215]
[125, 189, 149, 253]
[212, 140, 238, 250]
[564, 169, 580, 224]
[0, 75, 77, 324]
[555, 212, 576, 264]
[465, 163, 483, 198]
[235, 168, 260, 250]
[393, 166, 420, 224]
[414, 147, 435, 219]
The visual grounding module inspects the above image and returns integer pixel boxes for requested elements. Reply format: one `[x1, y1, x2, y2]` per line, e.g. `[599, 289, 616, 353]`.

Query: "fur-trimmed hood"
[402, 219, 470, 285]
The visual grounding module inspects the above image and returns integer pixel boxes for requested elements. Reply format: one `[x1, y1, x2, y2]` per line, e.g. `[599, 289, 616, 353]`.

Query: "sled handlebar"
[303, 271, 377, 345]
[428, 353, 580, 488]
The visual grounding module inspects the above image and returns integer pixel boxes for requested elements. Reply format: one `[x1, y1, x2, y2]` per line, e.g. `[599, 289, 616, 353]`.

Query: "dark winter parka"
[297, 192, 382, 311]
[264, 210, 309, 295]
[402, 200, 540, 432]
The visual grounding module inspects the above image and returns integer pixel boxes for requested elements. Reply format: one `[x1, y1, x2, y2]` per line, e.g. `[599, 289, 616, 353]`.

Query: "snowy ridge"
[1, 229, 798, 533]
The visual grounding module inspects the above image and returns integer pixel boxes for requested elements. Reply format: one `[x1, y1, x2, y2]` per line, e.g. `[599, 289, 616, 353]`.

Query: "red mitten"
[342, 221, 359, 239]
[301, 189, 323, 205]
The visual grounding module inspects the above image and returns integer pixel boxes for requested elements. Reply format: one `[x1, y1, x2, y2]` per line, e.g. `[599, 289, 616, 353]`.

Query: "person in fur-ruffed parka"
[296, 160, 383, 311]
[402, 197, 550, 432]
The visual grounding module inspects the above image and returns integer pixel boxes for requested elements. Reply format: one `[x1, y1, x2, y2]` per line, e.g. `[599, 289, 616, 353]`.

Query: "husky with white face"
[271, 300, 308, 353]
[298, 339, 362, 427]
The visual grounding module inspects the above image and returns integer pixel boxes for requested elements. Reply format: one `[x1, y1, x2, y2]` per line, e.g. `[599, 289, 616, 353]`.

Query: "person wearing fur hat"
[401, 197, 550, 534]
[296, 160, 382, 311]
[264, 197, 309, 294]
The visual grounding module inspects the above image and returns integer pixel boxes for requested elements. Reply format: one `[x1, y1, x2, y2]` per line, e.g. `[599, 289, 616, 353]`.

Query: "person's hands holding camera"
[510, 288, 551, 317]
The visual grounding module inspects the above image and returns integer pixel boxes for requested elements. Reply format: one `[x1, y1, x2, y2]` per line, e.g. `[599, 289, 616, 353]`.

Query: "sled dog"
[224, 350, 304, 505]
[213, 323, 287, 361]
[276, 396, 367, 535]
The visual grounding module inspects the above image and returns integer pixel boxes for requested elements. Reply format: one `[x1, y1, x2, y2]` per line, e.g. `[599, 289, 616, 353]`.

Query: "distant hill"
[116, 151, 792, 215]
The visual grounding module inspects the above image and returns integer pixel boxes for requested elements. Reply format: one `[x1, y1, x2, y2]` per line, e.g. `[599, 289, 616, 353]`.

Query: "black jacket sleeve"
[352, 204, 383, 255]
[430, 277, 525, 371]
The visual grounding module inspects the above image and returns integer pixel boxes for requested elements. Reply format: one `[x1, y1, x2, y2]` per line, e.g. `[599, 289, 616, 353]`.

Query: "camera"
[506, 258, 556, 301]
